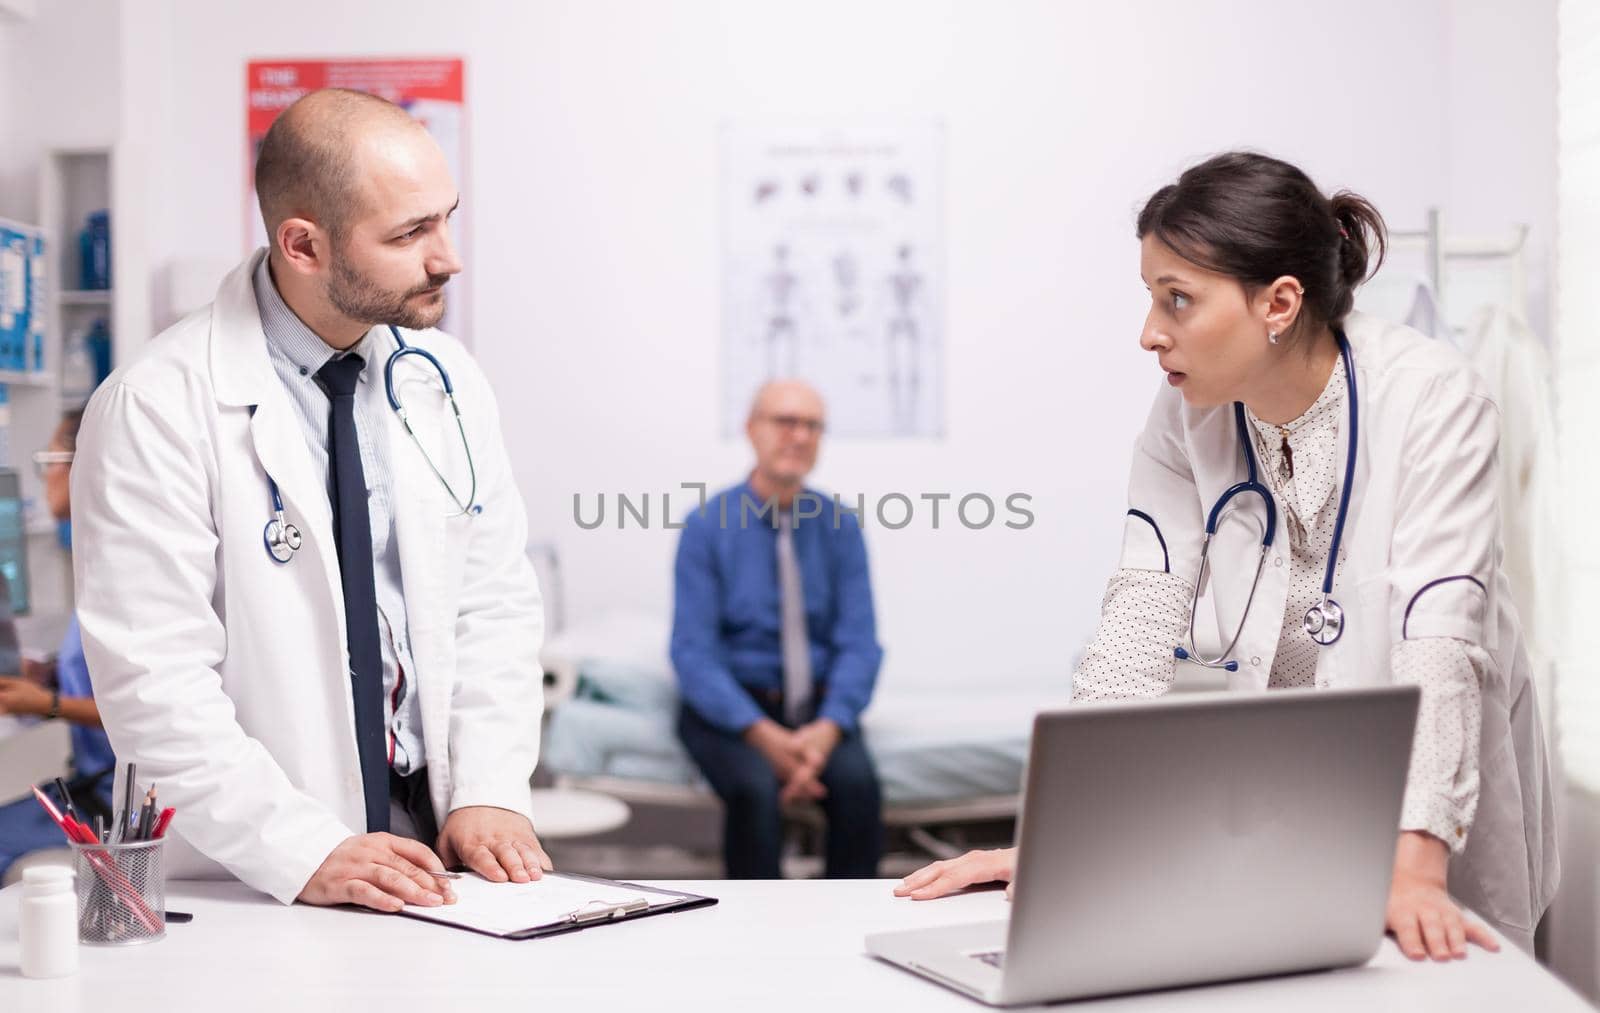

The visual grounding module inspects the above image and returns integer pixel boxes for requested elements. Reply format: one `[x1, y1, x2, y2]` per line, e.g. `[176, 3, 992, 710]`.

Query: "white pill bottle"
[19, 864, 78, 978]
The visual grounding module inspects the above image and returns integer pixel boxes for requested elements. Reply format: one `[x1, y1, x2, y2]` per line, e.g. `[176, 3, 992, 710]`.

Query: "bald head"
[254, 88, 423, 243]
[748, 379, 825, 423]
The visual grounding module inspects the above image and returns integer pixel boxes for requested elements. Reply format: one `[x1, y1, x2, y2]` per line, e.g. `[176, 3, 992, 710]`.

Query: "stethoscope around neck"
[1173, 330, 1358, 672]
[262, 324, 481, 565]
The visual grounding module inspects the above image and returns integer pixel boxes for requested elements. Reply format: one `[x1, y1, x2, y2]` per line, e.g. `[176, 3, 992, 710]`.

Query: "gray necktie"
[776, 512, 813, 726]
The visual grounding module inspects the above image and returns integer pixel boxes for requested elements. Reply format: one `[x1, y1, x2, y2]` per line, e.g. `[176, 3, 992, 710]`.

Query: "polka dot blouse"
[1073, 357, 1482, 851]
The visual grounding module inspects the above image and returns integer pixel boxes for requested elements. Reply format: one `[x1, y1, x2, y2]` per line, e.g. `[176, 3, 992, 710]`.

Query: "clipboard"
[396, 871, 718, 940]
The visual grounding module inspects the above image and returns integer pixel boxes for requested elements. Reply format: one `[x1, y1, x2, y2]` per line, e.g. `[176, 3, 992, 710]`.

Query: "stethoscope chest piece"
[1303, 598, 1345, 646]
[263, 515, 302, 564]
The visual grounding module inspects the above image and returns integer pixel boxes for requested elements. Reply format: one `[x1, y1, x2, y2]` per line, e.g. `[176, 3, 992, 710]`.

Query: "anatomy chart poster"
[721, 124, 944, 438]
[245, 58, 469, 340]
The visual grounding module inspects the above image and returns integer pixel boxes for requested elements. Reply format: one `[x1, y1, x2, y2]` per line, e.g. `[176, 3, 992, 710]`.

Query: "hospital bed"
[538, 610, 1067, 863]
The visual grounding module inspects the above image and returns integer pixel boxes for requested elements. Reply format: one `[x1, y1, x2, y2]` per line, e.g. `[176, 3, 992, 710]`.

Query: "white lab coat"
[70, 251, 545, 904]
[1120, 311, 1558, 940]
[1464, 306, 1564, 741]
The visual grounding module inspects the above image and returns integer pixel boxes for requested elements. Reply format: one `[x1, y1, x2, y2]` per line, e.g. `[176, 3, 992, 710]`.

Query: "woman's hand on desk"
[894, 848, 1017, 901]
[1386, 830, 1500, 961]
[298, 833, 457, 912]
[437, 806, 553, 885]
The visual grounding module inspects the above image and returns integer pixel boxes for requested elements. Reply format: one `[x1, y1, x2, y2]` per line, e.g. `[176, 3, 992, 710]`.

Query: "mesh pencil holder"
[71, 838, 166, 945]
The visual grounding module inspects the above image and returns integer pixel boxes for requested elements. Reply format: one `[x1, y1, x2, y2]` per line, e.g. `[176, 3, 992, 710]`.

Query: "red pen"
[30, 785, 89, 842]
[152, 807, 176, 840]
[33, 786, 107, 846]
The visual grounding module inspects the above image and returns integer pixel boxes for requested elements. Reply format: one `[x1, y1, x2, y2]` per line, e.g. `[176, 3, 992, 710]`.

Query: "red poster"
[245, 58, 469, 339]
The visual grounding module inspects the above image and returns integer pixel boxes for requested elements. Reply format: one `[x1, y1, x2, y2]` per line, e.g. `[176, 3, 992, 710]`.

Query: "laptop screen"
[0, 469, 30, 618]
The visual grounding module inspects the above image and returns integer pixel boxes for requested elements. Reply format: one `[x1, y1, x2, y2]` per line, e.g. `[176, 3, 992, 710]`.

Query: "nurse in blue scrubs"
[0, 411, 115, 881]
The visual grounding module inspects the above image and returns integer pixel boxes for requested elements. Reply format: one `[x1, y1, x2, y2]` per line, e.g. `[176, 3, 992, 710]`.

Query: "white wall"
[0, 20, 23, 220]
[0, 0, 120, 221]
[109, 0, 1553, 698]
[1443, 0, 1558, 335]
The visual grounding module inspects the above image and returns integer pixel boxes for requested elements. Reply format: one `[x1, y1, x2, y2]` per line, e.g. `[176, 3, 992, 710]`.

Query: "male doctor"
[72, 88, 549, 910]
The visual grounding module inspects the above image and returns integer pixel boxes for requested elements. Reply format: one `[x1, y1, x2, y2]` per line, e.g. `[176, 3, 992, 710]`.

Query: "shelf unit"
[0, 212, 55, 534]
[57, 289, 112, 307]
[16, 146, 118, 616]
[0, 370, 53, 389]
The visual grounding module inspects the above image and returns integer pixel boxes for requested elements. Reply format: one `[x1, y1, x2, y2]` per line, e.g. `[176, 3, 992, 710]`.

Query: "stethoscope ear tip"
[1224, 661, 1239, 673]
[1173, 647, 1189, 661]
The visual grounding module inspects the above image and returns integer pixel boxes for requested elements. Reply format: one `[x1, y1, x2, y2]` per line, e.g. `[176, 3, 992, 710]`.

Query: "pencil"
[136, 787, 156, 841]
[120, 762, 137, 843]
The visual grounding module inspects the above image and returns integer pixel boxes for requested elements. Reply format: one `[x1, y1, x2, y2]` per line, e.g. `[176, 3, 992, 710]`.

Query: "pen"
[30, 785, 73, 836]
[427, 871, 463, 880]
[152, 807, 176, 840]
[53, 777, 77, 824]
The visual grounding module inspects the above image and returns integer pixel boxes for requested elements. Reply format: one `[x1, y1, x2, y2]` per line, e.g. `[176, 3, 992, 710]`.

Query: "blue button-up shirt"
[670, 481, 883, 734]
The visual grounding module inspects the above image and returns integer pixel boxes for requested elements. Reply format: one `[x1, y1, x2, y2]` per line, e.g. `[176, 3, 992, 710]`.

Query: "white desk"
[0, 879, 1588, 1011]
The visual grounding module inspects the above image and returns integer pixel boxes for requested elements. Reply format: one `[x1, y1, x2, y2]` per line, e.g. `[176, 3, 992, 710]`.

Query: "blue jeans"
[0, 794, 75, 882]
[678, 697, 882, 879]
[0, 772, 115, 881]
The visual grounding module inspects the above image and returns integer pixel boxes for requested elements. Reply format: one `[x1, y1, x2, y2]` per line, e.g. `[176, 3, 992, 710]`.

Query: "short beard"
[326, 250, 449, 331]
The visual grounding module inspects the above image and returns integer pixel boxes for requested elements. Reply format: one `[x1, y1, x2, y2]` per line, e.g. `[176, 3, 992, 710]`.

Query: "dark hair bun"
[1138, 152, 1388, 339]
[1330, 191, 1387, 300]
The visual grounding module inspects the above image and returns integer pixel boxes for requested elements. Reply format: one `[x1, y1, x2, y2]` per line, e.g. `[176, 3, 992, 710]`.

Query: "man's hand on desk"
[298, 833, 456, 912]
[1386, 830, 1499, 961]
[437, 806, 552, 884]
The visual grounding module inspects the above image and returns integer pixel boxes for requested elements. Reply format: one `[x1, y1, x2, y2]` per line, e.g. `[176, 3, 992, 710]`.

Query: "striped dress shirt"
[251, 256, 426, 776]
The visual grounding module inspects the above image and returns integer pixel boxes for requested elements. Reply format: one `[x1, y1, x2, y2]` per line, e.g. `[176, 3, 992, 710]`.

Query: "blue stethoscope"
[1173, 330, 1358, 672]
[263, 325, 480, 564]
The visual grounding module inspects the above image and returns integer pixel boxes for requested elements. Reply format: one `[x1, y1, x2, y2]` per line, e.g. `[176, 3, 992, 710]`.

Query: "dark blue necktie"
[316, 354, 389, 834]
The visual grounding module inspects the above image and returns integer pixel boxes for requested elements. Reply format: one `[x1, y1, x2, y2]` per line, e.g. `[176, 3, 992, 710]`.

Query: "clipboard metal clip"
[565, 897, 650, 925]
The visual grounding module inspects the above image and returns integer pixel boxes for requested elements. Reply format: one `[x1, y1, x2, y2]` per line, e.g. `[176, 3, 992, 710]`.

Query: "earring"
[1268, 331, 1280, 345]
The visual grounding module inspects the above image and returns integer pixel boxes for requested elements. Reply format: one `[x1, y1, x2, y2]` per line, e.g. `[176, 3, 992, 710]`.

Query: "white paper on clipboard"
[400, 872, 687, 936]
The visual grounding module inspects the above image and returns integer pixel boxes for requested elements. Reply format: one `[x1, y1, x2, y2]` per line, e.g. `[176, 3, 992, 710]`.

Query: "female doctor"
[896, 152, 1558, 960]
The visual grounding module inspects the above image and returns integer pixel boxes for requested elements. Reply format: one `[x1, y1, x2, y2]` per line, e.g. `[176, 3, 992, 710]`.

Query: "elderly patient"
[670, 380, 885, 879]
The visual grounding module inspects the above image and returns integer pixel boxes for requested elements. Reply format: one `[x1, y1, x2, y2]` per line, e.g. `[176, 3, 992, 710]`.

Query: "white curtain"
[1556, 0, 1600, 790]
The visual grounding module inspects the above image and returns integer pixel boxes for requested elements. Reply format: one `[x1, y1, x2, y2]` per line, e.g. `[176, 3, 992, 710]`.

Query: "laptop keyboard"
[970, 950, 1005, 969]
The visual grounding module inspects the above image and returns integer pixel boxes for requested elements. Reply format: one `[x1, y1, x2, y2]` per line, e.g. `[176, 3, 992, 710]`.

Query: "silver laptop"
[867, 685, 1419, 1006]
